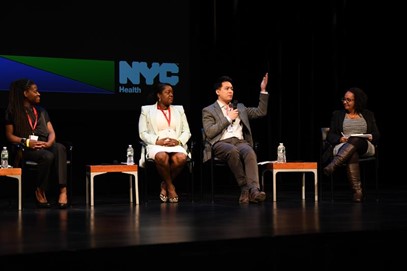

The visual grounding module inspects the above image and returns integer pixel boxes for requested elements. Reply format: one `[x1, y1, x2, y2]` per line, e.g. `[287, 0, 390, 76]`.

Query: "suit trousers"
[23, 142, 68, 190]
[212, 137, 259, 189]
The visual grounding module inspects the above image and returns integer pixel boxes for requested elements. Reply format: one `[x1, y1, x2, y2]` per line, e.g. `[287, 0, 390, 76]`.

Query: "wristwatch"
[20, 138, 27, 145]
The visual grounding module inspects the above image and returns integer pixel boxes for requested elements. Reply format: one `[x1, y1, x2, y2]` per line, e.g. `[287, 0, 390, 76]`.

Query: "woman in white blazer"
[139, 83, 191, 203]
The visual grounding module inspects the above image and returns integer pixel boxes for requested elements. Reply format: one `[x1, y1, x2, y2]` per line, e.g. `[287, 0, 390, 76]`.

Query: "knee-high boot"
[323, 143, 356, 176]
[346, 163, 363, 202]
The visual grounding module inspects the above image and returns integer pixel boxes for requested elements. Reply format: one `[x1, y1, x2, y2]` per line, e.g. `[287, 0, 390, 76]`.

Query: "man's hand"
[260, 73, 268, 92]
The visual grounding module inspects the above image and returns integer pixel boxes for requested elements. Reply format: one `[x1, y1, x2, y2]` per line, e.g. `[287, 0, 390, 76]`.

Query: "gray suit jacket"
[201, 93, 268, 162]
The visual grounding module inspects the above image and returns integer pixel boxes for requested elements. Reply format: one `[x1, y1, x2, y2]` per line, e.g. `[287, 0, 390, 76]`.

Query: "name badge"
[29, 135, 38, 141]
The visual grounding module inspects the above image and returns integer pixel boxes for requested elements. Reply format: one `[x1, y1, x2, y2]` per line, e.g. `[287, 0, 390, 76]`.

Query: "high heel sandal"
[168, 191, 179, 203]
[58, 187, 68, 209]
[35, 188, 51, 208]
[160, 182, 168, 203]
[169, 196, 179, 203]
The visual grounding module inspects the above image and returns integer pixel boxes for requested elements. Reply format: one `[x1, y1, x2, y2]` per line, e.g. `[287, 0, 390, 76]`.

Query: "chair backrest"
[320, 127, 333, 166]
[321, 127, 330, 141]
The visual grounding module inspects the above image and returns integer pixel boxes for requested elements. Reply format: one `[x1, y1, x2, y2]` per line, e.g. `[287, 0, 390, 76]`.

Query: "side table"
[86, 164, 138, 206]
[0, 167, 22, 210]
[260, 162, 318, 202]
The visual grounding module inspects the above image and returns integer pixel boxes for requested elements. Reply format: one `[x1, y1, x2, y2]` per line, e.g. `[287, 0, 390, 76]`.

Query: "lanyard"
[158, 105, 171, 127]
[26, 106, 38, 133]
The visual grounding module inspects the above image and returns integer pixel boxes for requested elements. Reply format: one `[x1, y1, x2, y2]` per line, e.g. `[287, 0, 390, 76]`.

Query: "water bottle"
[1, 146, 9, 168]
[126, 144, 134, 165]
[277, 143, 286, 163]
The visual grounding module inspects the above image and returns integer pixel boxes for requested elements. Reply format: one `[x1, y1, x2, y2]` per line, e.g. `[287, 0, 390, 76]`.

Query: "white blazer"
[138, 103, 191, 167]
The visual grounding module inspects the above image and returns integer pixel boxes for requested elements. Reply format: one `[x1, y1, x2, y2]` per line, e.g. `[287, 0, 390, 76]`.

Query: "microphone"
[232, 100, 238, 109]
[231, 100, 238, 123]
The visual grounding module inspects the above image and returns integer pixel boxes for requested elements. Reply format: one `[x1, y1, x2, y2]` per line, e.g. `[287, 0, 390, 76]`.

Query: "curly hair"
[345, 87, 368, 113]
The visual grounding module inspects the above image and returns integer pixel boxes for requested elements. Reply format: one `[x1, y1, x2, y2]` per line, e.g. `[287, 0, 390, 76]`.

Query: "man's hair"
[214, 75, 233, 91]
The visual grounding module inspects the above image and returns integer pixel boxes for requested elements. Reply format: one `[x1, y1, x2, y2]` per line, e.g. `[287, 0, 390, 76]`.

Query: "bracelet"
[178, 140, 182, 146]
[26, 139, 30, 147]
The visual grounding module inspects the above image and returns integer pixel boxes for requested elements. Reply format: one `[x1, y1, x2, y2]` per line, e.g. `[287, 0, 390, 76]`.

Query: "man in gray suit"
[202, 73, 269, 204]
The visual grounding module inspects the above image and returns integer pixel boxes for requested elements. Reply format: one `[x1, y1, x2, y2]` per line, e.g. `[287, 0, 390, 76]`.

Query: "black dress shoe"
[249, 188, 266, 203]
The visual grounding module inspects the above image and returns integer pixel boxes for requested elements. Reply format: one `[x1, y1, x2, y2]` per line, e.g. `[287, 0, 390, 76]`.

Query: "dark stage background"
[0, 1, 402, 197]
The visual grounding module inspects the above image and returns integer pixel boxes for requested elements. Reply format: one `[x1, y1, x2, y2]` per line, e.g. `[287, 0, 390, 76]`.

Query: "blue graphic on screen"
[0, 57, 113, 94]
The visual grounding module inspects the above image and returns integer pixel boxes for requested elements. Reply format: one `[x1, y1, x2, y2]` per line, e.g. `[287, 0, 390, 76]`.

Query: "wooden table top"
[86, 164, 138, 173]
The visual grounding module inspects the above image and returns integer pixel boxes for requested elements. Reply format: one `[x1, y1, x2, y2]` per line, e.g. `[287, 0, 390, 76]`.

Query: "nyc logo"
[119, 61, 179, 86]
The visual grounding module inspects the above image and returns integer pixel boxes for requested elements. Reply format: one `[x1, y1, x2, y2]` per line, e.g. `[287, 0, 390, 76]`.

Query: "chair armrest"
[139, 141, 147, 148]
[139, 141, 152, 165]
[139, 141, 148, 154]
[59, 141, 73, 151]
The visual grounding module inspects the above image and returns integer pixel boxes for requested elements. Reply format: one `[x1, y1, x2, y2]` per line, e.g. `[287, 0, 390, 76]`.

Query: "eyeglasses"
[341, 98, 354, 103]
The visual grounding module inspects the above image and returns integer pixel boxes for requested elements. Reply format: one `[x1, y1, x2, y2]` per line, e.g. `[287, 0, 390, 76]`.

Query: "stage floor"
[1, 181, 407, 269]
